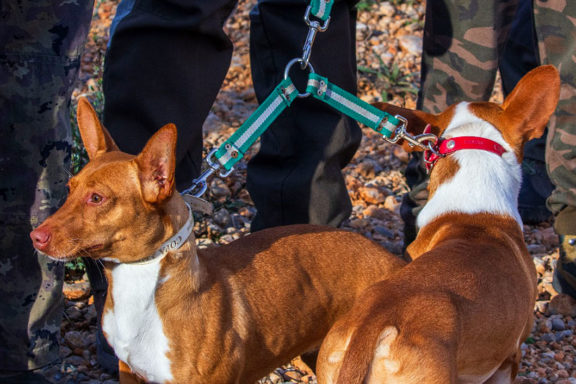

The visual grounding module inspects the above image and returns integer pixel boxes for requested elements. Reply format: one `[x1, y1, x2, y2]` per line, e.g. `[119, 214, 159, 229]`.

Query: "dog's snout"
[30, 226, 52, 251]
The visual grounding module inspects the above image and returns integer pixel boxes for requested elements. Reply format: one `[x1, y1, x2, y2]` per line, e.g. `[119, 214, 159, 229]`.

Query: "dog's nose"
[30, 226, 52, 251]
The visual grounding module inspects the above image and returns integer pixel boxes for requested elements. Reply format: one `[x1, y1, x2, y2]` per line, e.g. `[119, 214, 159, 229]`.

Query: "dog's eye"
[88, 193, 104, 205]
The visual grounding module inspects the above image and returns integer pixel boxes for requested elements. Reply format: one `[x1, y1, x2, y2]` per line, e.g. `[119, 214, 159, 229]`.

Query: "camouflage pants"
[405, 0, 576, 237]
[0, 0, 93, 371]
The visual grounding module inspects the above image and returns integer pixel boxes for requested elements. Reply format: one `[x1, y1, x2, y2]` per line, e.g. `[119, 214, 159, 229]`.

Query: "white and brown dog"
[30, 98, 406, 383]
[316, 65, 561, 384]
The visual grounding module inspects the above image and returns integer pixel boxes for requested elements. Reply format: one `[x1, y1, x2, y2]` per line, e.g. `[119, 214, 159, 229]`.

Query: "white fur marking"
[417, 103, 523, 230]
[102, 261, 173, 383]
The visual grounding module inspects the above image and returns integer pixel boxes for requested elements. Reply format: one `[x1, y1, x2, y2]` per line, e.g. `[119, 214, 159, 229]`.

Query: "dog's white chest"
[102, 262, 174, 383]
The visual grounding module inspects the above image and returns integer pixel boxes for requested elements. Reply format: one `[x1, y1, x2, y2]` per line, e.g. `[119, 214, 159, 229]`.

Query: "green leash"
[310, 0, 334, 21]
[181, 76, 300, 197]
[306, 73, 401, 138]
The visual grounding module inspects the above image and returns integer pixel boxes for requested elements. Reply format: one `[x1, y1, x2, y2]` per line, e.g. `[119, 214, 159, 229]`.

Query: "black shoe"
[0, 371, 54, 384]
[553, 235, 576, 299]
[518, 159, 554, 224]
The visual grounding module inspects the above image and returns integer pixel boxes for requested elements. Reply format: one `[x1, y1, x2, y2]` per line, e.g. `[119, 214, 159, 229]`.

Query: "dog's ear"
[372, 102, 440, 152]
[77, 97, 119, 159]
[501, 65, 560, 143]
[135, 123, 177, 204]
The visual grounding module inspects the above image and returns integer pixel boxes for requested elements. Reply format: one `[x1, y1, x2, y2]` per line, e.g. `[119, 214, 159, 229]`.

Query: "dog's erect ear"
[77, 97, 119, 159]
[136, 124, 177, 204]
[372, 102, 441, 152]
[501, 65, 560, 143]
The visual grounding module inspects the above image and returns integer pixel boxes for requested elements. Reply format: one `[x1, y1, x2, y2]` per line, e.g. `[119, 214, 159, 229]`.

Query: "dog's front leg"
[119, 360, 147, 384]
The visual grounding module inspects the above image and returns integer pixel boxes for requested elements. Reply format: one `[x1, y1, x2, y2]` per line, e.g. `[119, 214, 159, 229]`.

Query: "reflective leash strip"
[310, 0, 334, 21]
[215, 77, 299, 171]
[306, 73, 400, 137]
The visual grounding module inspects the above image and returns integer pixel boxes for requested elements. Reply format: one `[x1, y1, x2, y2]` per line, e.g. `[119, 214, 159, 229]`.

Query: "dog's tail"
[334, 322, 399, 384]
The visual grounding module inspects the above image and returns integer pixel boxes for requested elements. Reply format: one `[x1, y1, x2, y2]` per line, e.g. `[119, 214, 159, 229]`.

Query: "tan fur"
[30, 99, 406, 383]
[316, 65, 561, 384]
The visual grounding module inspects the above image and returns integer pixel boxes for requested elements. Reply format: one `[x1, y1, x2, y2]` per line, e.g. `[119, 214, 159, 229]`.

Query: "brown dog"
[30, 98, 405, 383]
[316, 65, 561, 384]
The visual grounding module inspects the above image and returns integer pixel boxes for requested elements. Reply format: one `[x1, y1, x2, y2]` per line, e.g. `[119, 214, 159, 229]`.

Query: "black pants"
[102, 0, 360, 231]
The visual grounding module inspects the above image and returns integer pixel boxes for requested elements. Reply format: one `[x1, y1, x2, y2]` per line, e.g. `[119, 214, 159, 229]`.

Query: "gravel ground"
[38, 0, 576, 382]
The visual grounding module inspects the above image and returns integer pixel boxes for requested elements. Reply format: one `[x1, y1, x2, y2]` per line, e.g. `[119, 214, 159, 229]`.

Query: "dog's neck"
[101, 195, 202, 382]
[416, 103, 523, 231]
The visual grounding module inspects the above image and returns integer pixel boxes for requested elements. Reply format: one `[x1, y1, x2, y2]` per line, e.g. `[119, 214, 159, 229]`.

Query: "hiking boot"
[553, 235, 576, 299]
[518, 159, 554, 224]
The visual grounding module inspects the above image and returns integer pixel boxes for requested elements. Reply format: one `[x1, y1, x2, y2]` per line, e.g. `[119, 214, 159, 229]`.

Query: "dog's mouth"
[39, 243, 105, 262]
[84, 244, 104, 252]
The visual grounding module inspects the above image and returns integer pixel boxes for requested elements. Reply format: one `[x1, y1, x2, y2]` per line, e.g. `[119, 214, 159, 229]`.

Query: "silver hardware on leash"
[384, 115, 440, 153]
[181, 149, 233, 197]
[284, 58, 315, 98]
[300, 6, 331, 69]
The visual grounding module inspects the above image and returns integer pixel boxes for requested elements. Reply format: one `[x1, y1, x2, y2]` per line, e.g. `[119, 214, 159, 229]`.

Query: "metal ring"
[284, 58, 315, 98]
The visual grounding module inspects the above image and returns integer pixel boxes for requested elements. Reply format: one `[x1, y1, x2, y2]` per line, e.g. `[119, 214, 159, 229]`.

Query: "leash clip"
[385, 116, 439, 152]
[301, 6, 330, 69]
[181, 148, 233, 197]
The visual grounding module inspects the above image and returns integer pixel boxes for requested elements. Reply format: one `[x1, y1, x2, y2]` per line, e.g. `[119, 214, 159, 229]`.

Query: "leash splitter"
[182, 0, 426, 198]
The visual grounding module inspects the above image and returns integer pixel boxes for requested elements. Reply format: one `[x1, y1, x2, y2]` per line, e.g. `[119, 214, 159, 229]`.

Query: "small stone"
[555, 330, 573, 341]
[66, 306, 83, 321]
[348, 218, 370, 229]
[84, 305, 97, 323]
[63, 281, 91, 301]
[209, 178, 231, 202]
[373, 226, 394, 239]
[384, 195, 401, 213]
[534, 301, 548, 314]
[64, 331, 89, 349]
[65, 354, 86, 366]
[213, 208, 232, 228]
[549, 294, 576, 317]
[397, 35, 422, 55]
[541, 333, 555, 342]
[379, 2, 395, 16]
[527, 244, 547, 254]
[357, 160, 377, 178]
[282, 369, 303, 381]
[359, 186, 386, 205]
[551, 317, 566, 331]
[533, 257, 547, 275]
[393, 146, 410, 163]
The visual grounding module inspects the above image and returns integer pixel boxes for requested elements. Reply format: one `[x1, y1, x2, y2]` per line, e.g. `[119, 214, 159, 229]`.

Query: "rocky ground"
[42, 0, 576, 383]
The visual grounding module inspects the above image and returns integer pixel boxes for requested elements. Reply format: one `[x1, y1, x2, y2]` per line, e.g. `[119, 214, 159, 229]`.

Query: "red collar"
[424, 136, 507, 171]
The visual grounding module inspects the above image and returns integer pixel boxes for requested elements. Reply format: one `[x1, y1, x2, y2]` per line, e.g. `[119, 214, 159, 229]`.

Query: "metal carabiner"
[180, 149, 233, 197]
[301, 6, 330, 69]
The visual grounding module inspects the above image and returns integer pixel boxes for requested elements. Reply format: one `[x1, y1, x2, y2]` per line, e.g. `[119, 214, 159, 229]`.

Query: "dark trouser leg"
[500, 0, 553, 224]
[103, 0, 237, 191]
[0, 0, 93, 373]
[247, 0, 361, 230]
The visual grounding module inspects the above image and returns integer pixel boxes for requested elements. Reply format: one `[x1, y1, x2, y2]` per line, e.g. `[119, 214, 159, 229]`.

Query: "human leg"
[0, 0, 93, 376]
[533, 0, 576, 297]
[103, 0, 238, 191]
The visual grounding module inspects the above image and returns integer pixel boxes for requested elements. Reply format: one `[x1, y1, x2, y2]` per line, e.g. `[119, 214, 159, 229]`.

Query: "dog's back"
[316, 65, 560, 384]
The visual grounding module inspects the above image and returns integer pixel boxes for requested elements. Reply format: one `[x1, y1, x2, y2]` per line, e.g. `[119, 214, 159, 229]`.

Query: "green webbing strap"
[306, 73, 400, 137]
[214, 77, 299, 171]
[310, 0, 334, 21]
